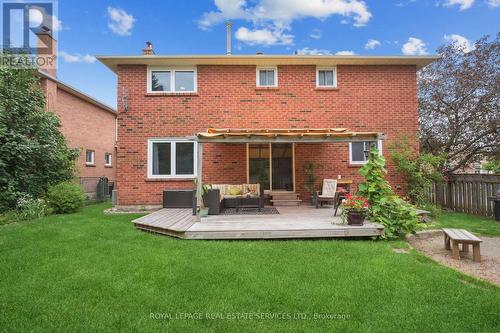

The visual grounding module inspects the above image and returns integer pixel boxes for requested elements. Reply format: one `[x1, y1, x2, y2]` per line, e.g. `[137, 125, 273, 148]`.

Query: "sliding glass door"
[248, 143, 294, 191]
[248, 144, 270, 190]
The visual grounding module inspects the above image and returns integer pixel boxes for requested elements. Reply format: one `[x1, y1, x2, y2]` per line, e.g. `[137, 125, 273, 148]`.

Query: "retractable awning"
[196, 128, 385, 143]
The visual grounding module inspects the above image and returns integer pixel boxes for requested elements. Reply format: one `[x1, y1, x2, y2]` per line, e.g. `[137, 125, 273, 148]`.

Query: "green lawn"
[0, 203, 499, 332]
[432, 211, 500, 236]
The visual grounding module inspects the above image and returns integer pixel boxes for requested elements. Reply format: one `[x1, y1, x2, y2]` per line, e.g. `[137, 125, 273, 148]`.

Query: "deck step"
[270, 199, 302, 206]
[271, 195, 300, 200]
[271, 192, 300, 198]
[270, 192, 301, 206]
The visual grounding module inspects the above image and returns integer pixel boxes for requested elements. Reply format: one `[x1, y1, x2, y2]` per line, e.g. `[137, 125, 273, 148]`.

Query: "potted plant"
[304, 162, 320, 206]
[340, 194, 369, 226]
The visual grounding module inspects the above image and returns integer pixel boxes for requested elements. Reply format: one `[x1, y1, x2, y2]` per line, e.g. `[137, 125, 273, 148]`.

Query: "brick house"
[37, 30, 117, 197]
[98, 44, 437, 208]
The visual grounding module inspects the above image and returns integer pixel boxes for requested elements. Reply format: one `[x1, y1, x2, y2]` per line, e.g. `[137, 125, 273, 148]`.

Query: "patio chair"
[316, 179, 337, 208]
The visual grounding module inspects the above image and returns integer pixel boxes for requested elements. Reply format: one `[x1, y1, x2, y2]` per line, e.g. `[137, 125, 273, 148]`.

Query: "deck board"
[132, 206, 384, 240]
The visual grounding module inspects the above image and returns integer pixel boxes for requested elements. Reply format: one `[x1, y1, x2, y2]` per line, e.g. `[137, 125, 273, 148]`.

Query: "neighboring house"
[454, 159, 497, 174]
[36, 30, 117, 197]
[98, 42, 438, 207]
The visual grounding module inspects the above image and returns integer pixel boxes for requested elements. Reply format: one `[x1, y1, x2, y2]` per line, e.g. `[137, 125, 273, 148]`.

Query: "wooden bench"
[442, 228, 482, 262]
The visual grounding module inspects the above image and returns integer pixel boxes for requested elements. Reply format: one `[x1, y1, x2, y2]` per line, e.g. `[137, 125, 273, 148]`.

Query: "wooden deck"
[132, 206, 384, 240]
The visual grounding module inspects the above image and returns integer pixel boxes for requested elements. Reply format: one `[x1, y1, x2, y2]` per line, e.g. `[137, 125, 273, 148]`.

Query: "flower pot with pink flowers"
[340, 194, 369, 226]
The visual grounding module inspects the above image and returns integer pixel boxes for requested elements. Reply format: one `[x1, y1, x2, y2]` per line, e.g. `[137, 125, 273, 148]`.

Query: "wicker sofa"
[210, 183, 264, 210]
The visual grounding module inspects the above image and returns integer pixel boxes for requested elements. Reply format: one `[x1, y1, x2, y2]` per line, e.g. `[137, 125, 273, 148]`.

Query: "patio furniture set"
[162, 179, 353, 215]
[208, 184, 265, 214]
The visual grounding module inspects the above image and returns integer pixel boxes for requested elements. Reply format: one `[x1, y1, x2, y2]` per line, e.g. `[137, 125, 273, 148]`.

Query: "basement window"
[349, 141, 382, 165]
[256, 67, 278, 87]
[148, 67, 197, 93]
[148, 139, 197, 178]
[316, 67, 337, 88]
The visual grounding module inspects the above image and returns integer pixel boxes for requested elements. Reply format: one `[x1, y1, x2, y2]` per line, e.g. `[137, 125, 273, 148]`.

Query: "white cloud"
[444, 34, 474, 52]
[402, 37, 427, 55]
[52, 15, 63, 32]
[309, 29, 322, 39]
[335, 50, 355, 55]
[365, 39, 381, 49]
[199, 0, 372, 46]
[235, 27, 293, 46]
[107, 7, 135, 36]
[296, 48, 355, 56]
[296, 47, 332, 55]
[59, 51, 96, 63]
[442, 0, 474, 10]
[396, 0, 416, 7]
[487, 0, 500, 6]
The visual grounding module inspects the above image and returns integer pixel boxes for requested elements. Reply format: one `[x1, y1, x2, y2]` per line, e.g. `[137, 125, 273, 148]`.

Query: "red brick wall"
[116, 64, 419, 205]
[41, 78, 117, 181]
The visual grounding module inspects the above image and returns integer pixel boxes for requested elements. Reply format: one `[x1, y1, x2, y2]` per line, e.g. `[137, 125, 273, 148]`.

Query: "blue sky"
[51, 0, 500, 108]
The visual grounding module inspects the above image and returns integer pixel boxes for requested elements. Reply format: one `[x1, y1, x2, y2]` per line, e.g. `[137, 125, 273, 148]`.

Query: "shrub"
[46, 182, 85, 214]
[14, 193, 51, 221]
[358, 149, 422, 239]
[390, 139, 444, 206]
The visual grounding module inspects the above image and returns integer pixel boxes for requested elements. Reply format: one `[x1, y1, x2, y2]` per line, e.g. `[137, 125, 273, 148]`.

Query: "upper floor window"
[85, 150, 95, 165]
[147, 67, 197, 93]
[147, 139, 197, 178]
[256, 67, 278, 87]
[349, 140, 382, 165]
[316, 67, 337, 88]
[105, 153, 112, 166]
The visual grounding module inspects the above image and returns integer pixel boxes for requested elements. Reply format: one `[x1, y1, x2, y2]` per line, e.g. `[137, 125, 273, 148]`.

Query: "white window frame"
[147, 138, 198, 179]
[349, 140, 383, 165]
[147, 67, 197, 93]
[105, 153, 112, 166]
[256, 66, 278, 87]
[316, 67, 337, 88]
[85, 150, 95, 165]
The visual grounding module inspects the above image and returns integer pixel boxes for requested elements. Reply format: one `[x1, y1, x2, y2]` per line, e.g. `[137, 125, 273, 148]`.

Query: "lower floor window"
[148, 139, 197, 178]
[349, 141, 382, 164]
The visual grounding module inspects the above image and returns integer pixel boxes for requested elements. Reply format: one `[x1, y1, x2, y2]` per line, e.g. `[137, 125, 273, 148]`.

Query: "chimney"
[142, 41, 154, 55]
[36, 25, 57, 77]
[225, 21, 232, 55]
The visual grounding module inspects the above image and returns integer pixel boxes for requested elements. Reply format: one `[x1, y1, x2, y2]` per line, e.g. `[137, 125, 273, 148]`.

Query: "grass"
[432, 211, 500, 236]
[0, 203, 499, 332]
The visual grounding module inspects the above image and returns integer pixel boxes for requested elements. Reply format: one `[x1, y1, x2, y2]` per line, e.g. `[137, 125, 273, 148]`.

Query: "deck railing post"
[196, 142, 203, 215]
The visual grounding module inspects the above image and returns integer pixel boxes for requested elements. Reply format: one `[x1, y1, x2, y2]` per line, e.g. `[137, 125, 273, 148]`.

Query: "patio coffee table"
[236, 197, 261, 212]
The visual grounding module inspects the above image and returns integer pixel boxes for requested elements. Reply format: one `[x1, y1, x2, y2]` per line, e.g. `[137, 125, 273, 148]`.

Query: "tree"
[0, 64, 78, 211]
[482, 160, 500, 173]
[418, 34, 499, 173]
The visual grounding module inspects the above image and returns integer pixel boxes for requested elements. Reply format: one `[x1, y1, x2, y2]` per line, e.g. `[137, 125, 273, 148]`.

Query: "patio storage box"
[163, 190, 196, 209]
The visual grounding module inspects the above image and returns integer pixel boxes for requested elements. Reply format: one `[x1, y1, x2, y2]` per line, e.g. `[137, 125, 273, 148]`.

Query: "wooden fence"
[427, 174, 499, 217]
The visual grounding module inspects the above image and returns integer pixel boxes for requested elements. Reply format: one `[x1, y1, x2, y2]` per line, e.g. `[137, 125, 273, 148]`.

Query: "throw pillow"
[229, 186, 242, 196]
